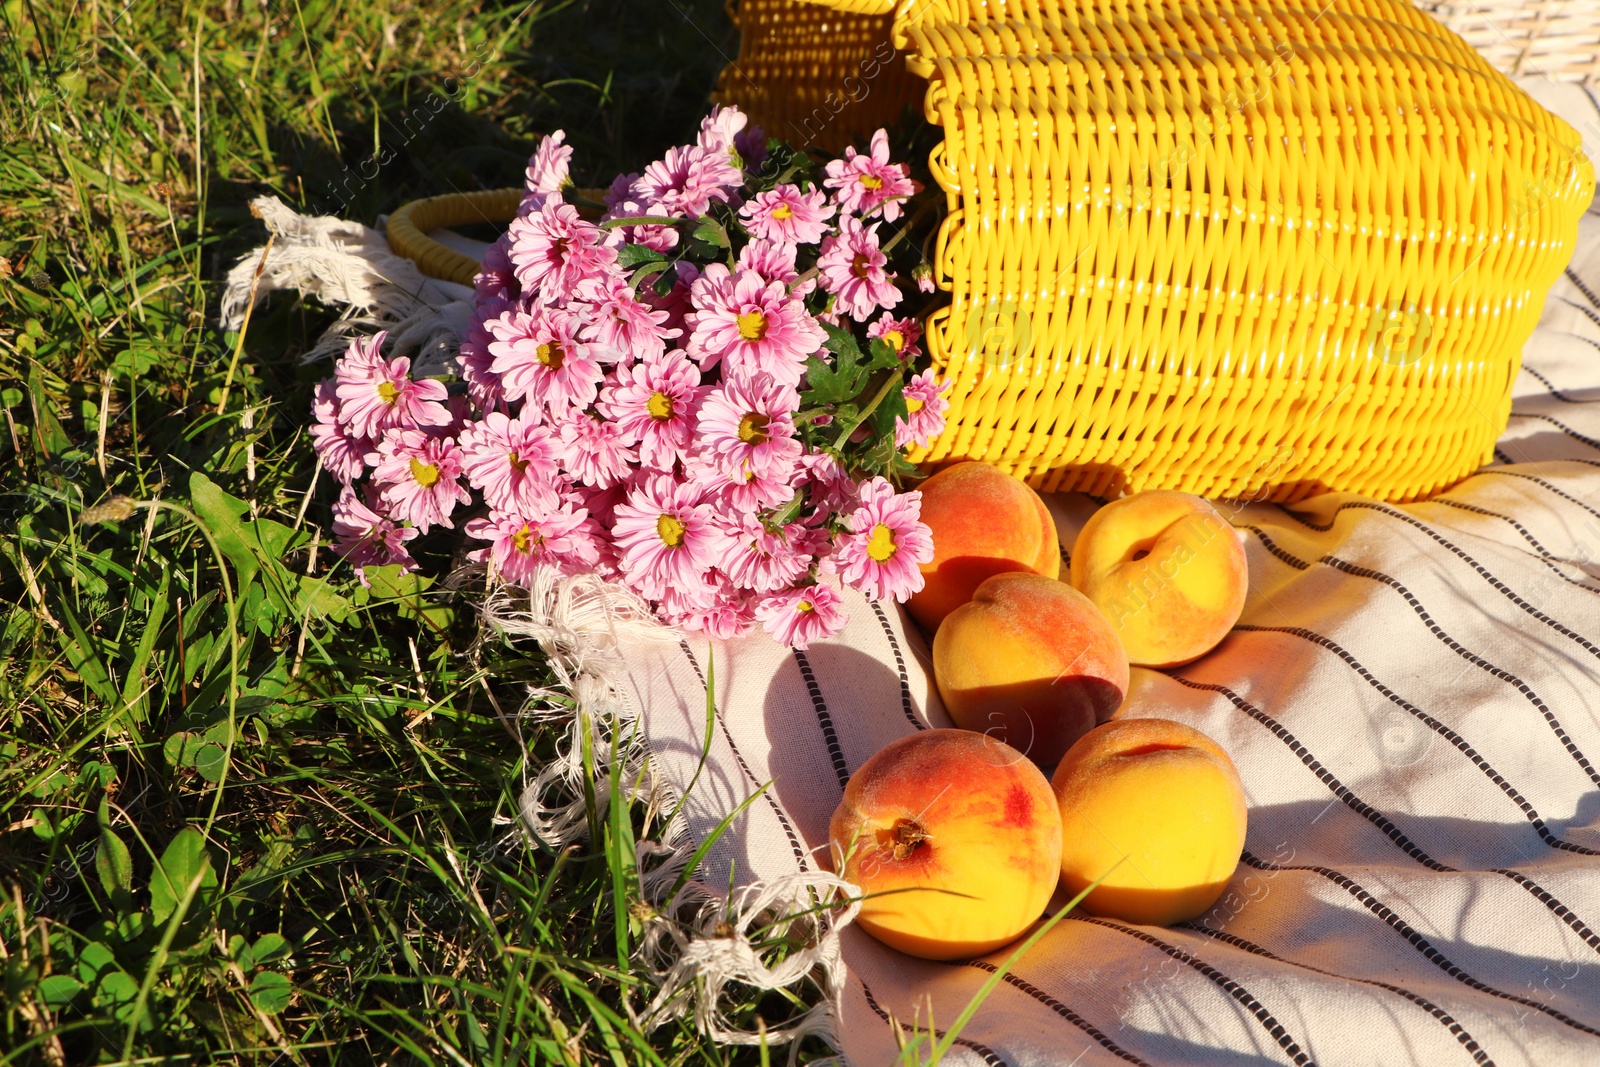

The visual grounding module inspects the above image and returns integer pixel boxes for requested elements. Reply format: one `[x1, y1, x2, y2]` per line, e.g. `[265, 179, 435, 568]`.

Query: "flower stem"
[833, 370, 903, 449]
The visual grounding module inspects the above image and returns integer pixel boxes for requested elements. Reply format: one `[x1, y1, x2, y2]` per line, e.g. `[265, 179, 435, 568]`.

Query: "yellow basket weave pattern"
[714, 0, 925, 152]
[719, 0, 1595, 501]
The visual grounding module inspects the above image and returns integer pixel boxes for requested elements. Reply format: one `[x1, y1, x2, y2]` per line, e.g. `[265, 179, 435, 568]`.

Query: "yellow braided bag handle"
[386, 188, 526, 288]
[719, 0, 1594, 502]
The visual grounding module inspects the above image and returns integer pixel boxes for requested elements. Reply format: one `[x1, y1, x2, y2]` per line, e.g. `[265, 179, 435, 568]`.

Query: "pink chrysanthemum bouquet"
[312, 106, 950, 648]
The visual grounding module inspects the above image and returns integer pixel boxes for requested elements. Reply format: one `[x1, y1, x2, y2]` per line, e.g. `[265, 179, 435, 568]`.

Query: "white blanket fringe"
[220, 195, 475, 377]
[219, 197, 887, 1061]
[483, 569, 858, 1056]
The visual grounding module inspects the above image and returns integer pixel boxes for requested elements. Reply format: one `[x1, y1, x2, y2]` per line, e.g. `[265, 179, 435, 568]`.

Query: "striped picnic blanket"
[614, 80, 1600, 1066]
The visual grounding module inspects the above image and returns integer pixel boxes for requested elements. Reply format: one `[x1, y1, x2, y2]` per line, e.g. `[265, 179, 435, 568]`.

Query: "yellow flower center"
[771, 202, 793, 219]
[737, 412, 770, 445]
[851, 253, 873, 279]
[376, 380, 400, 404]
[905, 396, 925, 415]
[882, 329, 905, 352]
[511, 522, 540, 554]
[866, 523, 897, 562]
[507, 450, 528, 472]
[859, 173, 884, 190]
[536, 342, 564, 370]
[657, 514, 687, 547]
[736, 310, 768, 341]
[796, 598, 815, 614]
[408, 457, 440, 487]
[647, 391, 675, 420]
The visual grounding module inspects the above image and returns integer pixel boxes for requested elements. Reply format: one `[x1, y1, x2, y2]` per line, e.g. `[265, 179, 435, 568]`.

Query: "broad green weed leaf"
[150, 827, 217, 926]
[362, 565, 455, 633]
[249, 970, 292, 1013]
[37, 974, 85, 1007]
[75, 941, 117, 985]
[163, 730, 205, 769]
[97, 826, 133, 895]
[193, 743, 227, 783]
[95, 970, 139, 1020]
[250, 933, 289, 964]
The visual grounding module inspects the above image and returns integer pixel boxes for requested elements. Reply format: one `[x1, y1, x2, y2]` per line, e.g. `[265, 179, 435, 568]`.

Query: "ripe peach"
[1051, 718, 1248, 926]
[907, 462, 1061, 632]
[1069, 490, 1248, 668]
[933, 572, 1129, 767]
[829, 729, 1062, 960]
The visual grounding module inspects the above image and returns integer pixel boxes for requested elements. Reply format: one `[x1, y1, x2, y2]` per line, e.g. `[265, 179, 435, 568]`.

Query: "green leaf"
[36, 974, 85, 1007]
[250, 933, 289, 965]
[249, 971, 293, 1013]
[97, 826, 133, 896]
[616, 244, 667, 269]
[800, 324, 872, 406]
[866, 337, 904, 371]
[871, 377, 909, 440]
[75, 942, 118, 985]
[820, 322, 863, 362]
[193, 743, 227, 783]
[25, 362, 71, 456]
[189, 472, 350, 625]
[801, 356, 866, 406]
[163, 730, 205, 769]
[362, 565, 455, 634]
[95, 970, 140, 1019]
[690, 217, 729, 248]
[149, 827, 217, 926]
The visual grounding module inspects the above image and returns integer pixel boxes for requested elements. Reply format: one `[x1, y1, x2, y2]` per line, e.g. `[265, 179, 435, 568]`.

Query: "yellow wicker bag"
[715, 0, 1596, 501]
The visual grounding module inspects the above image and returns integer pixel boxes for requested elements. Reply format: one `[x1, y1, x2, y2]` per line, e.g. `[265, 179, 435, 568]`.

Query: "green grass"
[0, 1, 844, 1061]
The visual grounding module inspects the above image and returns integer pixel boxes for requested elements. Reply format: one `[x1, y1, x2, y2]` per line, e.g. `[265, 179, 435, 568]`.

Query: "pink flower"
[739, 184, 834, 246]
[604, 171, 639, 212]
[486, 306, 610, 413]
[913, 263, 936, 294]
[466, 504, 600, 585]
[474, 234, 521, 311]
[717, 512, 815, 593]
[685, 264, 827, 386]
[310, 380, 370, 483]
[458, 409, 562, 512]
[736, 239, 813, 296]
[602, 185, 681, 254]
[556, 411, 637, 488]
[570, 481, 627, 530]
[867, 314, 923, 360]
[646, 261, 700, 336]
[611, 474, 723, 600]
[817, 217, 901, 322]
[507, 201, 618, 301]
[578, 279, 679, 361]
[696, 373, 804, 482]
[456, 321, 504, 410]
[833, 477, 933, 601]
[367, 429, 472, 533]
[333, 334, 451, 439]
[665, 579, 755, 640]
[331, 487, 419, 585]
[735, 121, 768, 172]
[823, 128, 920, 221]
[523, 131, 572, 206]
[756, 583, 847, 649]
[800, 451, 858, 514]
[698, 105, 752, 169]
[686, 445, 800, 511]
[895, 369, 950, 449]
[633, 145, 740, 218]
[599, 349, 707, 469]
